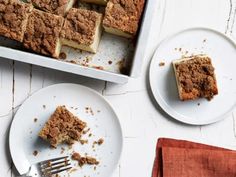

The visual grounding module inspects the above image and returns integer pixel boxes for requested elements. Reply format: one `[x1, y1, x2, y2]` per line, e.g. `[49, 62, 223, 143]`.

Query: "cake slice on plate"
[0, 0, 33, 42]
[39, 106, 87, 147]
[172, 55, 218, 101]
[60, 8, 103, 53]
[103, 0, 145, 38]
[23, 9, 64, 58]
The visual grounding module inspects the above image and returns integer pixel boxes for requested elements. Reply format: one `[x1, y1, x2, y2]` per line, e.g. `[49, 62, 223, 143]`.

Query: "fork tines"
[40, 156, 72, 176]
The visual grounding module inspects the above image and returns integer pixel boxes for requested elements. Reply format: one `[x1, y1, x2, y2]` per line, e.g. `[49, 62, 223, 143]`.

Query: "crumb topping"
[0, 0, 33, 42]
[30, 0, 72, 15]
[60, 8, 102, 45]
[23, 9, 64, 58]
[175, 56, 218, 100]
[38, 105, 87, 147]
[103, 0, 145, 35]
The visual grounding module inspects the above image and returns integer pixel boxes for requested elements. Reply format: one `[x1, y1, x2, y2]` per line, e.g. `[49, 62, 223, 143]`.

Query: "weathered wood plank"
[0, 59, 13, 177]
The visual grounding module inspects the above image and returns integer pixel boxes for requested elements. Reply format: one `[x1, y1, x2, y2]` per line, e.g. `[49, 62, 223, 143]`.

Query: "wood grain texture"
[0, 0, 236, 176]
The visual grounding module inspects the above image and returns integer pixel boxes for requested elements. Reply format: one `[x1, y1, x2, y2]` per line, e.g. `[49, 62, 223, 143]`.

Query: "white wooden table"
[1, 0, 236, 176]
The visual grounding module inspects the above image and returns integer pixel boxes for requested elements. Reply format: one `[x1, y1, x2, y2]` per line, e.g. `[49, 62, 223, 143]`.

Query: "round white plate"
[9, 83, 123, 177]
[150, 27, 236, 125]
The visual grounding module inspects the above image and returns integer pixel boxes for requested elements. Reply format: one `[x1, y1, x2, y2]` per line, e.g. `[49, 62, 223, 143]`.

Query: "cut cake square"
[172, 55, 218, 101]
[28, 0, 75, 16]
[103, 0, 145, 38]
[39, 106, 87, 147]
[0, 0, 33, 42]
[23, 9, 64, 58]
[60, 8, 103, 53]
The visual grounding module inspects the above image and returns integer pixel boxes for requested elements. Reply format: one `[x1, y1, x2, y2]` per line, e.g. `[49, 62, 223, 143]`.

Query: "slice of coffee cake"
[0, 0, 33, 42]
[172, 55, 218, 101]
[39, 106, 87, 147]
[103, 0, 145, 38]
[60, 8, 103, 53]
[23, 9, 64, 58]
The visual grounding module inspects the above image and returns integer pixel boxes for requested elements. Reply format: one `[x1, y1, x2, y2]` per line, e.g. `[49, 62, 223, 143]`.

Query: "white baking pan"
[0, 0, 157, 83]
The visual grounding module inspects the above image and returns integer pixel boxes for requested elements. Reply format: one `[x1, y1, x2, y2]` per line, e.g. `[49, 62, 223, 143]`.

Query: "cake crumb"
[68, 60, 77, 64]
[203, 39, 207, 43]
[85, 107, 94, 115]
[72, 152, 99, 167]
[80, 139, 88, 145]
[108, 60, 112, 65]
[33, 150, 38, 156]
[34, 118, 38, 122]
[97, 138, 104, 145]
[59, 52, 67, 60]
[88, 133, 92, 137]
[72, 152, 81, 161]
[93, 138, 104, 146]
[159, 62, 165, 67]
[93, 66, 104, 70]
[69, 168, 78, 174]
[83, 128, 90, 134]
[60, 147, 65, 154]
[197, 103, 200, 106]
[43, 105, 46, 109]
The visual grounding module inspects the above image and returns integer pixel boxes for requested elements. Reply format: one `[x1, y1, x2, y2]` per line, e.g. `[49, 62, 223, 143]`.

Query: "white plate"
[149, 27, 236, 125]
[9, 83, 123, 177]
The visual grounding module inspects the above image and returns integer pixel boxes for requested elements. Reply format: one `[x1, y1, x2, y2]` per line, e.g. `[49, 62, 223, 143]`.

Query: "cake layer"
[0, 0, 33, 42]
[60, 8, 103, 53]
[172, 55, 218, 101]
[104, 26, 132, 38]
[29, 0, 75, 16]
[23, 9, 64, 58]
[103, 0, 145, 38]
[80, 0, 107, 5]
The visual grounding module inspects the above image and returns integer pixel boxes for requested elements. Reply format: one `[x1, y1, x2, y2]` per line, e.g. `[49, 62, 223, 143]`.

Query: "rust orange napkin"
[152, 138, 236, 177]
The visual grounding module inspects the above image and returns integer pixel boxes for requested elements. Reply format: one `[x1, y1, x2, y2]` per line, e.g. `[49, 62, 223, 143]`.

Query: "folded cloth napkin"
[152, 138, 236, 177]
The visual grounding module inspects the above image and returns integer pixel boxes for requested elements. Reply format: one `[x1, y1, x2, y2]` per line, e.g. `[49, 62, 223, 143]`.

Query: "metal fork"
[18, 156, 72, 177]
